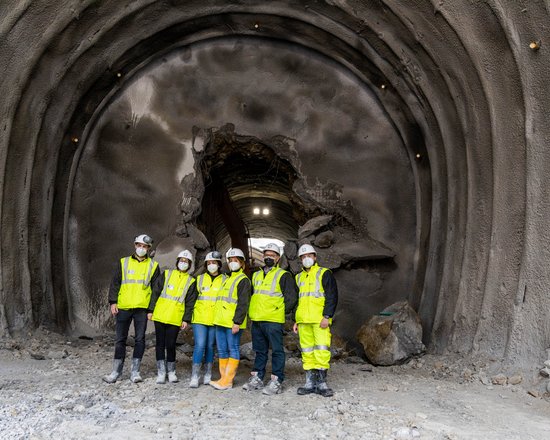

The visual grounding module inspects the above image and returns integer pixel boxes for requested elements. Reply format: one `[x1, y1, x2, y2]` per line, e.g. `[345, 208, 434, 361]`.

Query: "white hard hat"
[263, 243, 281, 255]
[226, 248, 245, 260]
[298, 244, 316, 257]
[134, 234, 153, 246]
[177, 250, 194, 261]
[205, 251, 223, 262]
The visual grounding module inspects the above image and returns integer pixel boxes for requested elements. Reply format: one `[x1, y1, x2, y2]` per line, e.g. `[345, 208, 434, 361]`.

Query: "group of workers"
[103, 234, 339, 397]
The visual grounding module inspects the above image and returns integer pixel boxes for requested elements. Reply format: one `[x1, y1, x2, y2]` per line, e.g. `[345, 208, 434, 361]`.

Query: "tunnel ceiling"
[1, 1, 550, 367]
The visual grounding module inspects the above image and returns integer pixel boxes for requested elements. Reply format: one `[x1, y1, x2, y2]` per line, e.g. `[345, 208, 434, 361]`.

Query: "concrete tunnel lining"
[1, 1, 549, 367]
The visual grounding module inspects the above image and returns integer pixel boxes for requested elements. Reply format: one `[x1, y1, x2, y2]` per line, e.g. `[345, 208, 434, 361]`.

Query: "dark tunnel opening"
[196, 126, 304, 267]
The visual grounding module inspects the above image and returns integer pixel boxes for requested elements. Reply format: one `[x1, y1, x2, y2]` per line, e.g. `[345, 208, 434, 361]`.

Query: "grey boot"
[203, 363, 213, 385]
[167, 361, 178, 383]
[297, 369, 317, 395]
[130, 358, 143, 383]
[189, 363, 201, 388]
[156, 360, 167, 384]
[103, 359, 124, 383]
[315, 369, 334, 397]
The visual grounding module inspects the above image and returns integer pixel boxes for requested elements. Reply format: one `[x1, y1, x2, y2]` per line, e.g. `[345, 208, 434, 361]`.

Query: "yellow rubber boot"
[209, 358, 228, 389]
[211, 358, 239, 390]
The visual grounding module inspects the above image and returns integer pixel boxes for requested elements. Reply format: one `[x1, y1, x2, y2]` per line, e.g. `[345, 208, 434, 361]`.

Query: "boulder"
[284, 241, 298, 260]
[315, 247, 342, 270]
[314, 230, 334, 248]
[186, 224, 210, 250]
[298, 215, 333, 238]
[331, 239, 394, 264]
[356, 301, 425, 366]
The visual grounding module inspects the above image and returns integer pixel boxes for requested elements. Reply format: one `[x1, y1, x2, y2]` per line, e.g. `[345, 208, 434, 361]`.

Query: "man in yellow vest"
[244, 243, 297, 395]
[293, 244, 339, 397]
[103, 234, 160, 383]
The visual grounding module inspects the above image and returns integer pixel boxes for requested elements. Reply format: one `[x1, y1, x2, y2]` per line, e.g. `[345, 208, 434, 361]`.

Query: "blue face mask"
[264, 257, 275, 267]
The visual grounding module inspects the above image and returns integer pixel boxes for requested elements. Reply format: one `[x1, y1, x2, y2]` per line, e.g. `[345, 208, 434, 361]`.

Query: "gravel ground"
[0, 330, 549, 440]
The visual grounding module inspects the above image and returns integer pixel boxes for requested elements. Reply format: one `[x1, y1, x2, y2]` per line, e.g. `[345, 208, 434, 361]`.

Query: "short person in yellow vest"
[189, 250, 226, 388]
[103, 234, 161, 384]
[243, 242, 298, 395]
[148, 249, 198, 384]
[210, 248, 251, 390]
[293, 244, 339, 397]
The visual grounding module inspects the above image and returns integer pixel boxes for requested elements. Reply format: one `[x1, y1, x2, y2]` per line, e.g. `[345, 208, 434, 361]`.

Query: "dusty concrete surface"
[1, 0, 550, 371]
[1, 330, 549, 440]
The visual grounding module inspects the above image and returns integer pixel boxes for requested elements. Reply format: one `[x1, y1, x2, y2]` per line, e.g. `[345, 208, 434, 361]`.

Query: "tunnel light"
[380, 84, 387, 89]
[262, 208, 270, 216]
[529, 41, 541, 51]
[415, 153, 422, 160]
[253, 207, 260, 215]
[71, 137, 79, 144]
[116, 72, 122, 78]
[254, 23, 259, 29]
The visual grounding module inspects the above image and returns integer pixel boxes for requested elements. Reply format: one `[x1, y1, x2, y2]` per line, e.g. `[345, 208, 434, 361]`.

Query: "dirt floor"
[0, 329, 549, 440]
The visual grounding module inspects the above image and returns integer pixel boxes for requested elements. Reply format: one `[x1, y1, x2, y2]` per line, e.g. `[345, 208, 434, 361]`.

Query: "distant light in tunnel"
[380, 84, 387, 89]
[253, 207, 260, 215]
[529, 41, 541, 51]
[262, 208, 270, 216]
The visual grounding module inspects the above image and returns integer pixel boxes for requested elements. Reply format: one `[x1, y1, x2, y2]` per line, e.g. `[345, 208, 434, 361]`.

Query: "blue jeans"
[251, 321, 285, 382]
[192, 323, 216, 364]
[215, 325, 242, 359]
[114, 308, 147, 360]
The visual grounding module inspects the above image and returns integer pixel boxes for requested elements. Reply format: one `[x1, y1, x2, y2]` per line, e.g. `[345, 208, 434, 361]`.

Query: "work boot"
[102, 359, 124, 383]
[262, 375, 282, 395]
[297, 369, 317, 395]
[203, 362, 213, 385]
[315, 369, 334, 397]
[209, 358, 228, 389]
[167, 361, 178, 383]
[130, 358, 143, 383]
[211, 358, 239, 390]
[242, 371, 264, 391]
[156, 360, 167, 384]
[189, 363, 201, 388]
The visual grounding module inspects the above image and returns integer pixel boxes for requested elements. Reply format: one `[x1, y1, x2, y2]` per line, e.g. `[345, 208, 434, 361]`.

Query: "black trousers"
[114, 308, 147, 360]
[154, 321, 180, 362]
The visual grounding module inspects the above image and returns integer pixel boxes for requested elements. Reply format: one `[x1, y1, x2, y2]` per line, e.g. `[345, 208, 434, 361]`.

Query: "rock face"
[357, 301, 425, 366]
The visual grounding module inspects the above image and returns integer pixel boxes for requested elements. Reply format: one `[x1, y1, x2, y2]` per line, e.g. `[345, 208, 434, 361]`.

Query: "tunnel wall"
[1, 0, 549, 367]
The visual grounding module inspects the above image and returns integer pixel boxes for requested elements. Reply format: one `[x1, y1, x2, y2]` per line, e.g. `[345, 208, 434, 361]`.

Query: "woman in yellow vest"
[148, 249, 198, 384]
[293, 244, 339, 397]
[189, 250, 226, 388]
[210, 248, 251, 390]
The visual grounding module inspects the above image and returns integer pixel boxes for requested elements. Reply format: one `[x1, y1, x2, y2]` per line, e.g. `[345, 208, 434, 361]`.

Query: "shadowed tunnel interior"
[1, 1, 550, 367]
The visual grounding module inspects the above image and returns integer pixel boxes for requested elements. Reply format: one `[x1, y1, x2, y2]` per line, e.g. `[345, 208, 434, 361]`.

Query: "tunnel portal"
[2, 1, 550, 367]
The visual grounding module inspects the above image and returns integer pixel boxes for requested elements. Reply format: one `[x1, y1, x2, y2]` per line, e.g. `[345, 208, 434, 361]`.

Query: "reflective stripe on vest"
[160, 270, 193, 303]
[192, 273, 227, 325]
[117, 256, 158, 310]
[249, 268, 286, 323]
[296, 266, 324, 299]
[121, 257, 155, 287]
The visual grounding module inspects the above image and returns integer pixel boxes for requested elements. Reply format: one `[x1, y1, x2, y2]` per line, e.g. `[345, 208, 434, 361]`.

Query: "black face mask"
[264, 257, 275, 267]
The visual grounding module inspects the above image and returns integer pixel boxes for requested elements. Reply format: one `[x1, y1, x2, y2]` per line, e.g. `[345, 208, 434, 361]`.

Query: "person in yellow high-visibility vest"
[210, 248, 251, 390]
[189, 250, 226, 388]
[244, 242, 297, 395]
[293, 244, 339, 397]
[148, 249, 198, 384]
[103, 234, 161, 384]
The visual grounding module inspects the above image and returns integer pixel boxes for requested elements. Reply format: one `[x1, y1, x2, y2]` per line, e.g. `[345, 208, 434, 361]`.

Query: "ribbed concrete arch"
[1, 0, 548, 367]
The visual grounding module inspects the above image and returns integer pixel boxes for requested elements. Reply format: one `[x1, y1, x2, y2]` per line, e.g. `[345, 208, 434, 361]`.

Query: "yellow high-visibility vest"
[213, 269, 249, 329]
[192, 273, 227, 325]
[249, 268, 286, 323]
[153, 270, 195, 326]
[117, 256, 158, 310]
[295, 264, 328, 324]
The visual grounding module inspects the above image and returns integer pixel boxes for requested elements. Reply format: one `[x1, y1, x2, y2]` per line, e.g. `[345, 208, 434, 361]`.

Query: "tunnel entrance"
[193, 124, 306, 268]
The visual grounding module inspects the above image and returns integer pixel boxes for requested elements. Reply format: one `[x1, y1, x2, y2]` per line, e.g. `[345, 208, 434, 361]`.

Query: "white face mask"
[178, 261, 189, 272]
[135, 247, 147, 257]
[207, 263, 219, 274]
[302, 257, 315, 269]
[229, 261, 241, 272]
